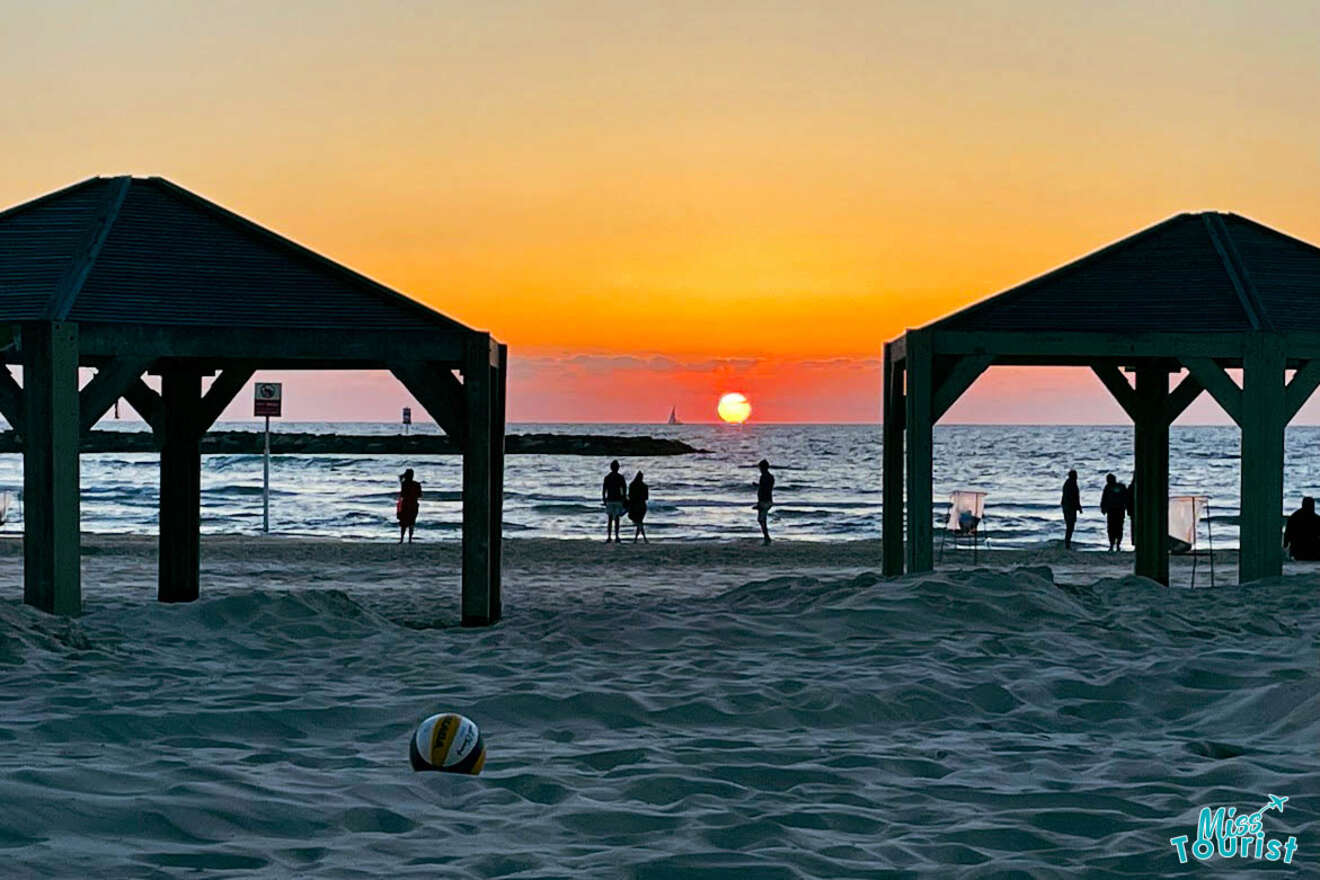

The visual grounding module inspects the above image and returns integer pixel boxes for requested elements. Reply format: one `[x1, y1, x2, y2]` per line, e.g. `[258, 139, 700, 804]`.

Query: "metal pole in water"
[263, 414, 270, 534]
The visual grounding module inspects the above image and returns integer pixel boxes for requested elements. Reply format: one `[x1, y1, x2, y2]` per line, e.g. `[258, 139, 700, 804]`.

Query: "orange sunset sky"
[4, 1, 1320, 423]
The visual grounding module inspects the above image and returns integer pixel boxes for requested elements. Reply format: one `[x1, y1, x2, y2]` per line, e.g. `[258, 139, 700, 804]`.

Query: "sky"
[3, 1, 1320, 423]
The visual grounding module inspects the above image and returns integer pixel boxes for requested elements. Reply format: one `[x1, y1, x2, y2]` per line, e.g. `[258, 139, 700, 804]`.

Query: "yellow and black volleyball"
[409, 713, 486, 775]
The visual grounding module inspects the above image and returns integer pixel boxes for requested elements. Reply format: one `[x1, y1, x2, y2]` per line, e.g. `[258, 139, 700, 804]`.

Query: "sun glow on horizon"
[717, 392, 752, 424]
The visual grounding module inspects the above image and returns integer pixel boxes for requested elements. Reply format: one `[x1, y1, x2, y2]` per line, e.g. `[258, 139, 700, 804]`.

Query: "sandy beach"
[2, 535, 1317, 877]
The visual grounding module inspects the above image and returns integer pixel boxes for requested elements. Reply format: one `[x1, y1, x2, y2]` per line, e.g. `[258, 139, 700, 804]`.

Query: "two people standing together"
[602, 460, 650, 543]
[1060, 469, 1134, 551]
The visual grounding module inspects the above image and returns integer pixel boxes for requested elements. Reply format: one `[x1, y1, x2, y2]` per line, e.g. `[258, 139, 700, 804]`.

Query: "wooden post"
[22, 321, 81, 615]
[462, 336, 496, 626]
[1132, 366, 1170, 585]
[1240, 334, 1285, 582]
[159, 371, 202, 602]
[882, 342, 905, 575]
[904, 331, 934, 572]
[488, 343, 507, 622]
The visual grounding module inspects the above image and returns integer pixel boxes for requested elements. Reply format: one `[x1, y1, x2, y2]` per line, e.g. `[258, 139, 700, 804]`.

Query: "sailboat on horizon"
[666, 405, 681, 426]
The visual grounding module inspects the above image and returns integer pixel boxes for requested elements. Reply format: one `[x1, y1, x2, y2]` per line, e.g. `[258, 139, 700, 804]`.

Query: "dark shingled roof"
[929, 212, 1320, 334]
[0, 176, 472, 333]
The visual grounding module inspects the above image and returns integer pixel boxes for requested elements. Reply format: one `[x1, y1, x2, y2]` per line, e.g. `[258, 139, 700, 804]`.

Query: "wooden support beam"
[1132, 367, 1170, 585]
[1165, 373, 1204, 424]
[195, 366, 256, 433]
[932, 330, 1246, 361]
[22, 322, 81, 615]
[78, 356, 153, 433]
[932, 355, 992, 422]
[904, 331, 934, 573]
[488, 344, 507, 624]
[461, 336, 497, 626]
[1284, 359, 1320, 424]
[882, 343, 905, 576]
[78, 324, 465, 366]
[1090, 364, 1138, 420]
[158, 371, 203, 603]
[0, 364, 23, 432]
[122, 378, 164, 435]
[1182, 358, 1242, 425]
[1239, 335, 1285, 582]
[389, 362, 468, 443]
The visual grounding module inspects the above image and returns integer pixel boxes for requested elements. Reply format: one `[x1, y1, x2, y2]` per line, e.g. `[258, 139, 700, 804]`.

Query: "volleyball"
[409, 713, 486, 775]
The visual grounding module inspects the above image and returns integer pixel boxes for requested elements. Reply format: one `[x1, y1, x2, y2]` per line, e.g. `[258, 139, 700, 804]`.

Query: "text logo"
[1170, 794, 1297, 865]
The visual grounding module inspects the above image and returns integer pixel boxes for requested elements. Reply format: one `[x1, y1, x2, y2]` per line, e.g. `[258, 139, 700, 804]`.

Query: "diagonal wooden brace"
[79, 357, 154, 433]
[389, 362, 468, 444]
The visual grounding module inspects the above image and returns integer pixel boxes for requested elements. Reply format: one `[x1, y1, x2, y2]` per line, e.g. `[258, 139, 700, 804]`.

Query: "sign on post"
[402, 406, 412, 425]
[253, 382, 283, 533]
[254, 382, 282, 417]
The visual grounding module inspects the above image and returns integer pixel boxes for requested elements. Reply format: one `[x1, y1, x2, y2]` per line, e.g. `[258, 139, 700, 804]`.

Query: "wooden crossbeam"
[1183, 358, 1243, 425]
[121, 378, 164, 435]
[1090, 364, 1138, 420]
[195, 366, 255, 434]
[1165, 373, 1204, 424]
[932, 355, 993, 421]
[1285, 360, 1320, 423]
[389, 362, 467, 443]
[79, 357, 153, 433]
[0, 365, 23, 432]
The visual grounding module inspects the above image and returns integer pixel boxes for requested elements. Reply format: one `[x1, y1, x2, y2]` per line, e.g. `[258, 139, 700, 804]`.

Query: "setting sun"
[717, 392, 752, 424]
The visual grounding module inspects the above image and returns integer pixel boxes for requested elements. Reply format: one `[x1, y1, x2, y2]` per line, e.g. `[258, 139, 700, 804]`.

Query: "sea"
[2, 421, 1317, 549]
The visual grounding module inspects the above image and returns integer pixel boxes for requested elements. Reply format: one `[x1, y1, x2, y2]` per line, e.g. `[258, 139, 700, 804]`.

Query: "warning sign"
[253, 382, 282, 417]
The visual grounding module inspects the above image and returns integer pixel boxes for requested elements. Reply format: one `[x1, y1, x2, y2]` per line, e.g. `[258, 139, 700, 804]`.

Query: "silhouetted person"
[1061, 469, 1082, 549]
[1100, 473, 1126, 551]
[1284, 496, 1320, 561]
[602, 460, 627, 543]
[628, 471, 649, 544]
[756, 459, 775, 545]
[397, 468, 422, 544]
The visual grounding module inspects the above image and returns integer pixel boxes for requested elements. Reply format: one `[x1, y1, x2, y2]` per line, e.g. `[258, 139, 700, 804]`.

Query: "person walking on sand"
[628, 471, 650, 543]
[1061, 469, 1082, 549]
[397, 468, 422, 544]
[602, 460, 628, 543]
[1099, 473, 1126, 551]
[755, 459, 775, 545]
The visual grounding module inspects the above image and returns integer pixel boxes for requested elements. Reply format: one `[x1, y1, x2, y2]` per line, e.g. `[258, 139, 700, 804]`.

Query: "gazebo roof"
[927, 212, 1320, 335]
[0, 176, 471, 333]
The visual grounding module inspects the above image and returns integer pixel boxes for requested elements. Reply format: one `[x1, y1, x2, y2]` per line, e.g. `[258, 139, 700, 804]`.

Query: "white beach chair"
[1168, 494, 1214, 587]
[939, 490, 987, 562]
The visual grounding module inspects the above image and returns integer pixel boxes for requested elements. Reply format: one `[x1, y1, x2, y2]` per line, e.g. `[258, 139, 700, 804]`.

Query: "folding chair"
[1168, 494, 1214, 588]
[939, 490, 987, 562]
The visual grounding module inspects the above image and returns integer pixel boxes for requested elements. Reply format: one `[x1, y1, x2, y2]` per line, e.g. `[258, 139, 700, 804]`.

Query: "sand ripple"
[1, 560, 1318, 877]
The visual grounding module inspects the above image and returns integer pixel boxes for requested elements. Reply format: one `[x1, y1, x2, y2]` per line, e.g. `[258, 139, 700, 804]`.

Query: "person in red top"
[397, 468, 423, 544]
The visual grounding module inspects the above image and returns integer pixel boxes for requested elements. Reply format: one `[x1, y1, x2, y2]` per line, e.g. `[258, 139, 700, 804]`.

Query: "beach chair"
[939, 490, 987, 562]
[1168, 495, 1214, 588]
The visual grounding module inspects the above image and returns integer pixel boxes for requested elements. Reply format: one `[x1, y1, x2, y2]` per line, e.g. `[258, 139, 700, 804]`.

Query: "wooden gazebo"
[885, 212, 1320, 585]
[0, 176, 506, 625]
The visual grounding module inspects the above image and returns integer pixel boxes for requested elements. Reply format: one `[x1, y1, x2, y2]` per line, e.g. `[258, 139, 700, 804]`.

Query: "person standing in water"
[397, 468, 422, 544]
[1099, 473, 1126, 551]
[1061, 469, 1082, 549]
[628, 471, 650, 544]
[602, 460, 628, 543]
[756, 459, 775, 545]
